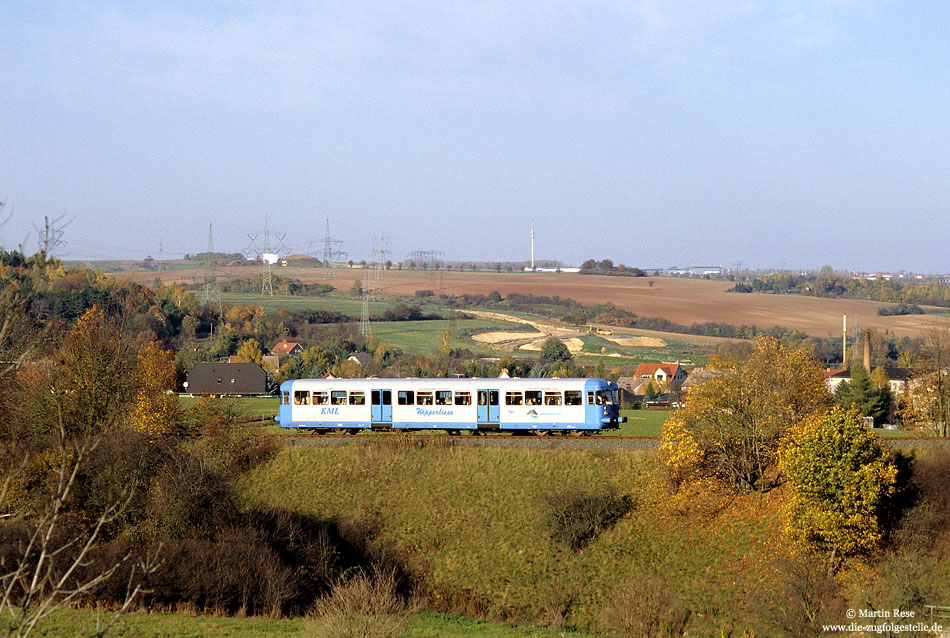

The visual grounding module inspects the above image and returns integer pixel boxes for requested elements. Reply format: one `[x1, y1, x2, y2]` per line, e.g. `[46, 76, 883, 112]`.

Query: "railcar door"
[476, 389, 499, 425]
[371, 389, 392, 424]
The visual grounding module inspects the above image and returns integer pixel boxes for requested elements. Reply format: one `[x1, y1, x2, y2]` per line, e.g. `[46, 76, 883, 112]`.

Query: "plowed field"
[121, 266, 950, 339]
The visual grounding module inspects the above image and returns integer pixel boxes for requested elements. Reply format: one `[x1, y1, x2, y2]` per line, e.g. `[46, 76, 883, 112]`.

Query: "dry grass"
[302, 569, 414, 638]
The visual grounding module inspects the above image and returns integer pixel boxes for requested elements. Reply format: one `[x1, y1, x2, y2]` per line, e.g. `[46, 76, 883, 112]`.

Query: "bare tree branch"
[0, 429, 158, 638]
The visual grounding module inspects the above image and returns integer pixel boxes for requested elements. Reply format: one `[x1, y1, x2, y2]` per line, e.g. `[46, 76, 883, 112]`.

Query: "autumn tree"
[661, 336, 833, 493]
[46, 307, 137, 436]
[131, 341, 180, 436]
[233, 338, 264, 366]
[780, 407, 897, 565]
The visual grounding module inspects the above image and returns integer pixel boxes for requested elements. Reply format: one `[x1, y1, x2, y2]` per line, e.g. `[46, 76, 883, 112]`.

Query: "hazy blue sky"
[2, 1, 948, 272]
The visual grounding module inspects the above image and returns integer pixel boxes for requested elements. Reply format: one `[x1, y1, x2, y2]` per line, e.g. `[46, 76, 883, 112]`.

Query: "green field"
[217, 291, 710, 364]
[220, 291, 386, 315]
[179, 395, 278, 420]
[617, 408, 669, 436]
[34, 609, 593, 638]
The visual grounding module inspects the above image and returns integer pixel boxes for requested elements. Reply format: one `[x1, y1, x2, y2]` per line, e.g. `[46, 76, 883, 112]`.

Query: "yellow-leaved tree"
[661, 336, 833, 493]
[780, 407, 897, 565]
[131, 341, 180, 436]
[233, 338, 264, 366]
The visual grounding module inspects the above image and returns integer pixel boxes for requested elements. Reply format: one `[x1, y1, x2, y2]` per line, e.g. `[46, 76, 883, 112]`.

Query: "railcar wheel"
[333, 428, 348, 435]
[568, 429, 585, 437]
[533, 429, 549, 437]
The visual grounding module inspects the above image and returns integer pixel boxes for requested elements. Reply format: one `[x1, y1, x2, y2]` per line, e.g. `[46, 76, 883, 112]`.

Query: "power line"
[34, 214, 73, 259]
[200, 223, 223, 319]
[243, 216, 288, 296]
[321, 219, 346, 278]
[360, 236, 389, 336]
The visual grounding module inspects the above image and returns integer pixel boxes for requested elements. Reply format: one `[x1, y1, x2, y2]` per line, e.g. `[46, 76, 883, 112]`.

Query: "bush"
[539, 486, 633, 551]
[745, 553, 845, 638]
[146, 527, 294, 616]
[303, 569, 414, 638]
[143, 444, 239, 540]
[599, 571, 690, 637]
[780, 407, 897, 563]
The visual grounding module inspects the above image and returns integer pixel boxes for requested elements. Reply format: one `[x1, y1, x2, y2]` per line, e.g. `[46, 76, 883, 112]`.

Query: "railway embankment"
[271, 432, 950, 452]
[241, 441, 950, 634]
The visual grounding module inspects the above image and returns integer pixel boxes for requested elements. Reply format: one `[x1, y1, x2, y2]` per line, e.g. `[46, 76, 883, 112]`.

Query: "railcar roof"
[282, 377, 614, 387]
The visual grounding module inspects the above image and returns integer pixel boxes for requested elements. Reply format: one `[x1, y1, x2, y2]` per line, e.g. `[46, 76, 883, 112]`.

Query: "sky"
[1, 1, 948, 272]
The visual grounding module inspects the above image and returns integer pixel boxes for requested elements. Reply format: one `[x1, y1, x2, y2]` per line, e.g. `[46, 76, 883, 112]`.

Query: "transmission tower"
[243, 215, 287, 296]
[321, 219, 346, 278]
[409, 249, 444, 293]
[33, 214, 73, 259]
[200, 224, 223, 318]
[359, 236, 389, 336]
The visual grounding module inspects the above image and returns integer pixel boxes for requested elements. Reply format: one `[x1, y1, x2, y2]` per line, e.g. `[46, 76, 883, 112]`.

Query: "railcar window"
[435, 391, 452, 405]
[293, 391, 309, 405]
[544, 392, 562, 406]
[505, 391, 523, 406]
[587, 391, 595, 404]
[478, 391, 487, 406]
[313, 391, 329, 405]
[417, 392, 434, 405]
[455, 391, 471, 405]
[331, 391, 347, 405]
[397, 390, 414, 405]
[564, 391, 582, 405]
[349, 392, 366, 405]
[525, 391, 542, 405]
[281, 391, 289, 405]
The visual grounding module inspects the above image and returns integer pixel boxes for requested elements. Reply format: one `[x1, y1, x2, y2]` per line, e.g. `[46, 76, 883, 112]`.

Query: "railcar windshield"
[595, 390, 618, 405]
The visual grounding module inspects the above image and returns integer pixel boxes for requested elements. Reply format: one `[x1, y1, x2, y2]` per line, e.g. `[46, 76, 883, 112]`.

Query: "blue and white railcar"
[276, 377, 624, 434]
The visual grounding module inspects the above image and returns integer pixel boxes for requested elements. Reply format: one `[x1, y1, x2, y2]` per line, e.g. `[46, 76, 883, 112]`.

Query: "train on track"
[277, 377, 625, 435]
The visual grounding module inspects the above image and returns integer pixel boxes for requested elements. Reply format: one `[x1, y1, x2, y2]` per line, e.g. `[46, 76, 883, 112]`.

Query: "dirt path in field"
[463, 309, 586, 352]
[461, 309, 670, 354]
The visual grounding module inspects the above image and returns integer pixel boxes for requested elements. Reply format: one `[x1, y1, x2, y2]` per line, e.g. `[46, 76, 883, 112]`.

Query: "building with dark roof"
[185, 363, 267, 396]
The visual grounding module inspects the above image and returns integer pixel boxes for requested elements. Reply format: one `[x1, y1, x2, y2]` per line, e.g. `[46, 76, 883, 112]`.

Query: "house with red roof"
[270, 341, 304, 357]
[617, 363, 689, 402]
[633, 363, 687, 390]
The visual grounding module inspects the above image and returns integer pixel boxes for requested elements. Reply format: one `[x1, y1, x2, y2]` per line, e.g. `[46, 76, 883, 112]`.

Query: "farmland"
[118, 265, 950, 340]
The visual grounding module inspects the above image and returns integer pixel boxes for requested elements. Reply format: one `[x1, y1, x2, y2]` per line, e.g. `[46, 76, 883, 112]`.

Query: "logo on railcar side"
[320, 407, 340, 415]
[416, 408, 453, 417]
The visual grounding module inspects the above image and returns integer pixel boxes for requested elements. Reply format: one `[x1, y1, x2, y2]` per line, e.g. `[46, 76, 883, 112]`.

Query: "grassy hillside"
[240, 443, 789, 634]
